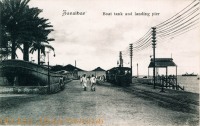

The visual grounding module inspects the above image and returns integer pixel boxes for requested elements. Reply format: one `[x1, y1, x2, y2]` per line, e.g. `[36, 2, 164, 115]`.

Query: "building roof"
[92, 67, 105, 71]
[107, 67, 131, 71]
[51, 64, 84, 71]
[148, 58, 177, 68]
[63, 64, 84, 71]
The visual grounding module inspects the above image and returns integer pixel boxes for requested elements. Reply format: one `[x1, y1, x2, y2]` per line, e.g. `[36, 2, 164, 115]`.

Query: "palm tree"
[30, 41, 55, 65]
[29, 17, 55, 64]
[19, 7, 43, 61]
[18, 9, 54, 61]
[1, 0, 31, 59]
[1, 0, 54, 61]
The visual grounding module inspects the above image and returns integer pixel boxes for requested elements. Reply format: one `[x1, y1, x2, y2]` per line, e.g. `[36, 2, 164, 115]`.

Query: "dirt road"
[0, 80, 198, 126]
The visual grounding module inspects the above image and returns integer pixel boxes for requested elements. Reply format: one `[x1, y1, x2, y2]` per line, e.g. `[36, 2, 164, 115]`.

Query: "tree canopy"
[0, 0, 54, 62]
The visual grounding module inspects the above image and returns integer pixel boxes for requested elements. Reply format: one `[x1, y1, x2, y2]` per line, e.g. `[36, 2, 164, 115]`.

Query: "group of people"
[80, 74, 96, 91]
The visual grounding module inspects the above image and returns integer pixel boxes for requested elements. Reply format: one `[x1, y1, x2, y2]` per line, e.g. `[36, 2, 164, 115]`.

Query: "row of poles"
[129, 27, 156, 89]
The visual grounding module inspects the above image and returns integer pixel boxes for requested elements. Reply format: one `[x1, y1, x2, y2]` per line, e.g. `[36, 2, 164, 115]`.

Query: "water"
[177, 75, 200, 94]
[137, 75, 200, 94]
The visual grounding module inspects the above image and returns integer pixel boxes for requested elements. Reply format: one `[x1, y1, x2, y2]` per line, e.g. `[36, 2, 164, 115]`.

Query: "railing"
[155, 75, 184, 90]
[133, 76, 184, 91]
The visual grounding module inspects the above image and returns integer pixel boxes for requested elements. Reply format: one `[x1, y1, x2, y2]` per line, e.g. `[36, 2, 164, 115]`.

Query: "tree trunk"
[11, 38, 16, 59]
[23, 42, 29, 61]
[38, 48, 40, 65]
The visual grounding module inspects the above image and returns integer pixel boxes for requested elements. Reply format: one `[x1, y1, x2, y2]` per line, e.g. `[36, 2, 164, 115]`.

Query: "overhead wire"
[134, 42, 152, 52]
[132, 29, 151, 46]
[156, 0, 198, 28]
[133, 36, 152, 49]
[133, 34, 151, 48]
[157, 17, 199, 38]
[157, 6, 199, 33]
[157, 24, 200, 41]
[120, 0, 199, 60]
[157, 5, 199, 33]
[157, 12, 199, 35]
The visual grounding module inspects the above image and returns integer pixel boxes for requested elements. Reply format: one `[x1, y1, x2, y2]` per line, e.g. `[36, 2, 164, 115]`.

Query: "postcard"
[0, 0, 199, 125]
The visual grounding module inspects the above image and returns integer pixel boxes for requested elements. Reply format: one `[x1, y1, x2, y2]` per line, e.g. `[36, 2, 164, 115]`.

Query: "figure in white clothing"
[80, 74, 87, 91]
[59, 76, 64, 90]
[90, 74, 96, 91]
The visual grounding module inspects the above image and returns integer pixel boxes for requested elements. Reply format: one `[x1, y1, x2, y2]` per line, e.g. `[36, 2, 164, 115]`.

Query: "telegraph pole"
[129, 44, 133, 77]
[152, 27, 156, 89]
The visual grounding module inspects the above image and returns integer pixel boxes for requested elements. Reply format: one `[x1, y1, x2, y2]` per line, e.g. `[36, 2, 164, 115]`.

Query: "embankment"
[98, 80, 199, 114]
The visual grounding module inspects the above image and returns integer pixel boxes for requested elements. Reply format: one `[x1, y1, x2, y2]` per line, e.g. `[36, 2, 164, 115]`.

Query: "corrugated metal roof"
[148, 58, 177, 68]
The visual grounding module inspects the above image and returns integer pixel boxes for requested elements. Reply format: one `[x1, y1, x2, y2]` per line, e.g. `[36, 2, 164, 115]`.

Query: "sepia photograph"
[0, 0, 199, 125]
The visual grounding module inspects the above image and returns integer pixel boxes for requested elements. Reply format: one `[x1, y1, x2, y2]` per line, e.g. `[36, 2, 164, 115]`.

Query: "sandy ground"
[0, 80, 199, 126]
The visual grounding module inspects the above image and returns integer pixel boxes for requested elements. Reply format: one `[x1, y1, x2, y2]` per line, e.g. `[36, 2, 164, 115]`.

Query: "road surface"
[0, 80, 198, 126]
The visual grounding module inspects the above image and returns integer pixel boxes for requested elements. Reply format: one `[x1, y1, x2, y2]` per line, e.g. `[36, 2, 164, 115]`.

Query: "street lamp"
[46, 51, 50, 93]
[46, 50, 56, 94]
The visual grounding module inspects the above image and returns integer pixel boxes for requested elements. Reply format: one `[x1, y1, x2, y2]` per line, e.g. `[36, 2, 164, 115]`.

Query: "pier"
[148, 58, 184, 91]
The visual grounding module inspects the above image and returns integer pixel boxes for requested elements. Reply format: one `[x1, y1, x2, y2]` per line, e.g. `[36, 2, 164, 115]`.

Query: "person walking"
[87, 75, 91, 89]
[80, 74, 87, 91]
[59, 76, 64, 90]
[90, 74, 96, 91]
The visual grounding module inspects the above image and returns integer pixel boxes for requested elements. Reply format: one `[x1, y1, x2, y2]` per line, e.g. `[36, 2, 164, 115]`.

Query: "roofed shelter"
[148, 58, 177, 68]
[148, 58, 178, 90]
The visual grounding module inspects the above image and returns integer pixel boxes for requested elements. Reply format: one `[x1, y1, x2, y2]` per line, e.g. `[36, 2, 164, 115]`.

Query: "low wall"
[0, 86, 48, 94]
[0, 76, 63, 94]
[0, 79, 72, 94]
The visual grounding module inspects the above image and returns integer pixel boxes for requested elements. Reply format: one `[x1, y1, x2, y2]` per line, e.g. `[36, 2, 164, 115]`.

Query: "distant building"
[51, 64, 83, 79]
[78, 67, 106, 79]
[51, 65, 106, 80]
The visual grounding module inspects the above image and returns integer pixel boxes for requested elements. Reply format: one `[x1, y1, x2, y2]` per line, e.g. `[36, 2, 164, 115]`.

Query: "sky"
[16, 0, 200, 75]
